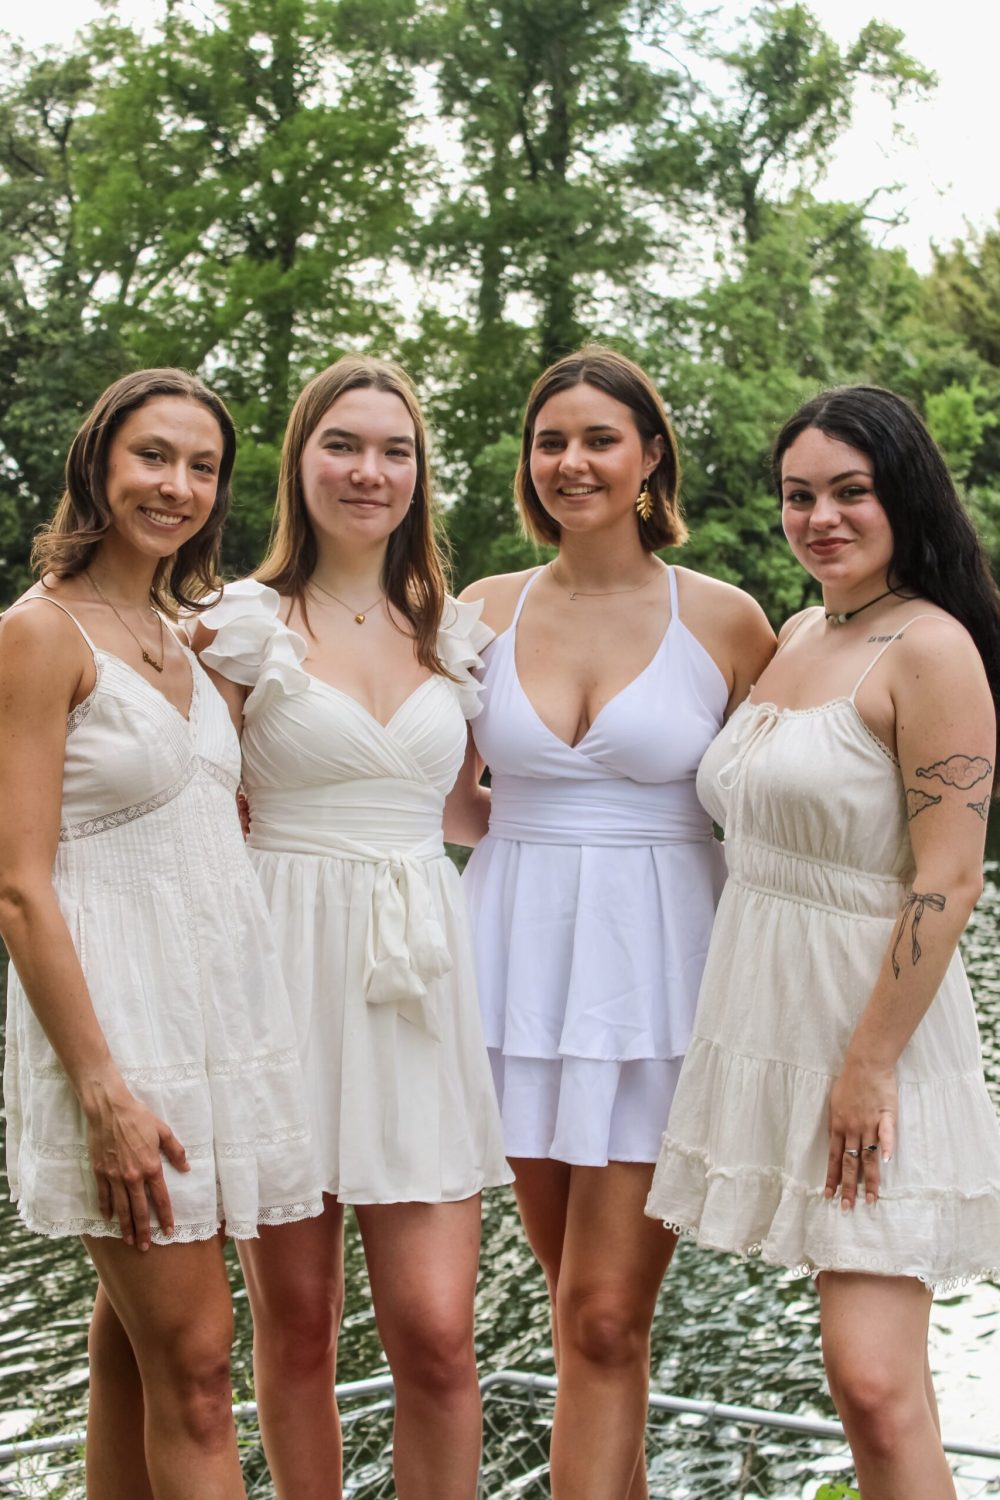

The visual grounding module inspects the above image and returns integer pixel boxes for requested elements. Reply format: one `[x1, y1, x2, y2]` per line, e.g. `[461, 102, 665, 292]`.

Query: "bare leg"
[84, 1236, 245, 1500]
[356, 1196, 482, 1500]
[511, 1158, 677, 1500]
[86, 1285, 153, 1500]
[820, 1272, 956, 1500]
[237, 1194, 345, 1500]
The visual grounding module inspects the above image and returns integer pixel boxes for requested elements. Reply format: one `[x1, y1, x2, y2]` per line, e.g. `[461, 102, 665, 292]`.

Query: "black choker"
[824, 587, 896, 626]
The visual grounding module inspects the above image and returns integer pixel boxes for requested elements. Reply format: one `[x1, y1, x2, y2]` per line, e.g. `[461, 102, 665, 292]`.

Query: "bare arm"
[675, 570, 776, 718]
[0, 608, 188, 1249]
[443, 726, 490, 847]
[828, 620, 993, 1209]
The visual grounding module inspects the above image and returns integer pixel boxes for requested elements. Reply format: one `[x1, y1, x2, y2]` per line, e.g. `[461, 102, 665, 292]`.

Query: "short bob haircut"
[256, 354, 452, 676]
[32, 368, 235, 615]
[515, 346, 687, 552]
[773, 384, 1000, 791]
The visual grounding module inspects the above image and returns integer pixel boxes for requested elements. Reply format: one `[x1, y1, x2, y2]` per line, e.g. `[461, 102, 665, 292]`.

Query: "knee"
[159, 1333, 236, 1449]
[388, 1314, 477, 1400]
[254, 1283, 342, 1381]
[559, 1288, 647, 1371]
[825, 1356, 923, 1460]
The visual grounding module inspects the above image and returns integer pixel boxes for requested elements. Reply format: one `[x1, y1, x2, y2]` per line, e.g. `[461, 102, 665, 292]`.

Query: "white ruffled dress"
[646, 621, 1000, 1289]
[201, 580, 512, 1204]
[4, 599, 324, 1243]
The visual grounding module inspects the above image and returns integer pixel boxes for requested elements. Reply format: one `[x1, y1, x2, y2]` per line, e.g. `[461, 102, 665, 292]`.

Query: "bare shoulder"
[892, 609, 988, 695]
[675, 566, 772, 635]
[776, 606, 817, 644]
[0, 593, 87, 706]
[459, 567, 541, 636]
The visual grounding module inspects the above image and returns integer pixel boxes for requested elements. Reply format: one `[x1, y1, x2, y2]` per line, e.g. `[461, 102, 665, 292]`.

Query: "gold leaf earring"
[636, 479, 653, 522]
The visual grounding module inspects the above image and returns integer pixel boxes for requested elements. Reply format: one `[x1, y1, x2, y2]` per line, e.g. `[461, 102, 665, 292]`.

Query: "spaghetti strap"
[511, 567, 544, 626]
[850, 612, 944, 701]
[6, 594, 99, 656]
[667, 565, 679, 620]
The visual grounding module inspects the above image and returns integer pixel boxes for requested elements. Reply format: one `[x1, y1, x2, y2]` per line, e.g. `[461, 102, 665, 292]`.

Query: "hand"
[825, 1055, 897, 1210]
[83, 1077, 189, 1250]
[237, 788, 251, 840]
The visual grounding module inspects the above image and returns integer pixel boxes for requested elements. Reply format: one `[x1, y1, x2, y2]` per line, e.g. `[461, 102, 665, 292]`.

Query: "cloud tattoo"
[906, 788, 941, 821]
[916, 754, 992, 790]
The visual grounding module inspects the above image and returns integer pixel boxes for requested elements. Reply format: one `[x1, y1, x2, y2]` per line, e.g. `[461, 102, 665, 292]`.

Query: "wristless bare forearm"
[846, 876, 979, 1069]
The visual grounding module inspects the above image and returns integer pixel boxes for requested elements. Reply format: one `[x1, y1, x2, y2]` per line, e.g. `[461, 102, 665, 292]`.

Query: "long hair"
[515, 345, 687, 552]
[773, 385, 1000, 790]
[32, 368, 235, 615]
[256, 355, 451, 674]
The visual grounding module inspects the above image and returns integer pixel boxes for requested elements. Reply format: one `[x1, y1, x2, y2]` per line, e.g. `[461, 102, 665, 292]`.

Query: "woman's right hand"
[83, 1075, 189, 1251]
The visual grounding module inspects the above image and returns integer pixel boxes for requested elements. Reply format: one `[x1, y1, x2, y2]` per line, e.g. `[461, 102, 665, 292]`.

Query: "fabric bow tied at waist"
[365, 849, 453, 1039]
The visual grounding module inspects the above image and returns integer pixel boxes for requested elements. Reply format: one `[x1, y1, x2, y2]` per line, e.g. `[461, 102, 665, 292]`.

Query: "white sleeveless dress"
[464, 567, 730, 1165]
[3, 599, 324, 1243]
[200, 580, 512, 1204]
[646, 615, 1000, 1289]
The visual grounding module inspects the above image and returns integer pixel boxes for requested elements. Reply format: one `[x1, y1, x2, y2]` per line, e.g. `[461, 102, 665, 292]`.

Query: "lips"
[809, 538, 850, 554]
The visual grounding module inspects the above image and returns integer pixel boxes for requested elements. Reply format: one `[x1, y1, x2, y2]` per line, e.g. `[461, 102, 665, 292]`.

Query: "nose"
[159, 462, 193, 503]
[351, 448, 386, 486]
[557, 440, 588, 475]
[810, 494, 842, 528]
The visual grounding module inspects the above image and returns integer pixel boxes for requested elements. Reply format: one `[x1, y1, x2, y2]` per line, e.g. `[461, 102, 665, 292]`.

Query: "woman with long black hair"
[648, 385, 1000, 1499]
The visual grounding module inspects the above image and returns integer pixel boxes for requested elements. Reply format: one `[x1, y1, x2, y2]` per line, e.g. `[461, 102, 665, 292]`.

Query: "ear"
[643, 433, 664, 477]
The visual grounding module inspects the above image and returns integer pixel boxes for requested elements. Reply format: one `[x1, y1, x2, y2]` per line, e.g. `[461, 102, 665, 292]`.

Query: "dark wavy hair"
[256, 355, 453, 676]
[773, 385, 1000, 790]
[32, 368, 235, 615]
[515, 346, 687, 552]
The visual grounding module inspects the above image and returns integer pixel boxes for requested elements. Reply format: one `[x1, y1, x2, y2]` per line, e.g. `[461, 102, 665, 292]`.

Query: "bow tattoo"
[891, 890, 947, 979]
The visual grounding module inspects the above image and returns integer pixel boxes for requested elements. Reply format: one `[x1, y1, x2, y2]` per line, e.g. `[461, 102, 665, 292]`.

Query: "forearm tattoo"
[891, 890, 946, 979]
[905, 753, 993, 821]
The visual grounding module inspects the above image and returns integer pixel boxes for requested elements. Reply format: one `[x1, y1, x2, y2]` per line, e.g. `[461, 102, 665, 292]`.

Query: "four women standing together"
[1, 347, 999, 1500]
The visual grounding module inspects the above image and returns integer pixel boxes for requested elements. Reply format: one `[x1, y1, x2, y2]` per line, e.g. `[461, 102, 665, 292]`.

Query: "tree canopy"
[1, 0, 996, 615]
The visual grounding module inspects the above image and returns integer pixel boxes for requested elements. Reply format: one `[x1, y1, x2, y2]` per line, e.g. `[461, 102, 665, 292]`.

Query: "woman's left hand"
[825, 1056, 897, 1209]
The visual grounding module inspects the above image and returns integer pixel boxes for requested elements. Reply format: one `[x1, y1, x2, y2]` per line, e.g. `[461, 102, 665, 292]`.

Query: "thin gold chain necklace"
[87, 572, 165, 672]
[548, 559, 663, 602]
[310, 577, 384, 624]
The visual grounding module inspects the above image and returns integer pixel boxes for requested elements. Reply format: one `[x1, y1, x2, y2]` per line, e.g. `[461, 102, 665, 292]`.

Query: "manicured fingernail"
[883, 1153, 891, 1163]
[866, 1192, 875, 1204]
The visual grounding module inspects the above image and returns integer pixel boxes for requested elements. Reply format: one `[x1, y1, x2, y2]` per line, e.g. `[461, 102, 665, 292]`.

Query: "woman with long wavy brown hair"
[193, 354, 510, 1500]
[0, 368, 322, 1499]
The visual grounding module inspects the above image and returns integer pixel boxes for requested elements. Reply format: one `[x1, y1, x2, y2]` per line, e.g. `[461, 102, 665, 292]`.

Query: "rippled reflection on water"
[0, 865, 998, 1481]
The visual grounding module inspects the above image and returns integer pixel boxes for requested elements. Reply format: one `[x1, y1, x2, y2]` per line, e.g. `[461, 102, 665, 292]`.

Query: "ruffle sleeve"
[438, 595, 494, 720]
[200, 579, 309, 720]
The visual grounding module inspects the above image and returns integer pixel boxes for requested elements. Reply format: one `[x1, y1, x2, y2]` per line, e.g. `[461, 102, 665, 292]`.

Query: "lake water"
[1, 847, 998, 1496]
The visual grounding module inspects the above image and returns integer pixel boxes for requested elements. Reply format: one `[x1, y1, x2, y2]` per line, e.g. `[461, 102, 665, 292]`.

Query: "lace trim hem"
[59, 755, 239, 841]
[654, 1216, 1000, 1295]
[15, 1196, 325, 1243]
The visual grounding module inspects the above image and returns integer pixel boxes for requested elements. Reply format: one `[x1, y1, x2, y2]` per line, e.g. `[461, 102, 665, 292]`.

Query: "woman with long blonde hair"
[194, 354, 510, 1500]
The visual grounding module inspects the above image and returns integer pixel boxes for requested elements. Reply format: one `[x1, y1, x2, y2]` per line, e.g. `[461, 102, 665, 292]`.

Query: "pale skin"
[444, 380, 776, 1500]
[0, 395, 248, 1498]
[193, 385, 484, 1500]
[765, 425, 994, 1498]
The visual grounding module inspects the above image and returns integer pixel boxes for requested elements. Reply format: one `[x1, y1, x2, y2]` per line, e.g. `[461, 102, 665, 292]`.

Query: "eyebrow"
[130, 432, 221, 460]
[318, 426, 414, 447]
[782, 469, 872, 485]
[535, 424, 622, 437]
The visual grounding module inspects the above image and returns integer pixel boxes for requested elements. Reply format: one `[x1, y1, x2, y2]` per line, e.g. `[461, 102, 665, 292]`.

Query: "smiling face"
[528, 382, 663, 539]
[299, 386, 418, 554]
[102, 395, 224, 561]
[780, 426, 895, 601]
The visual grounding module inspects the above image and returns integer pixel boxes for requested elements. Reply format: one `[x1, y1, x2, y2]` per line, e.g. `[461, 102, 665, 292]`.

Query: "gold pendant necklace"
[310, 578, 384, 624]
[548, 559, 663, 601]
[87, 572, 165, 671]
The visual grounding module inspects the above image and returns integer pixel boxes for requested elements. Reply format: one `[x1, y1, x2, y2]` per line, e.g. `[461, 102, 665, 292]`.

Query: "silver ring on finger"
[844, 1148, 861, 1158]
[864, 1143, 879, 1153]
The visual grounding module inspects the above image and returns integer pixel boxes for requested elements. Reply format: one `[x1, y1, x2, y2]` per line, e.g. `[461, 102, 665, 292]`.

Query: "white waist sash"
[487, 774, 715, 847]
[248, 780, 450, 1037]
